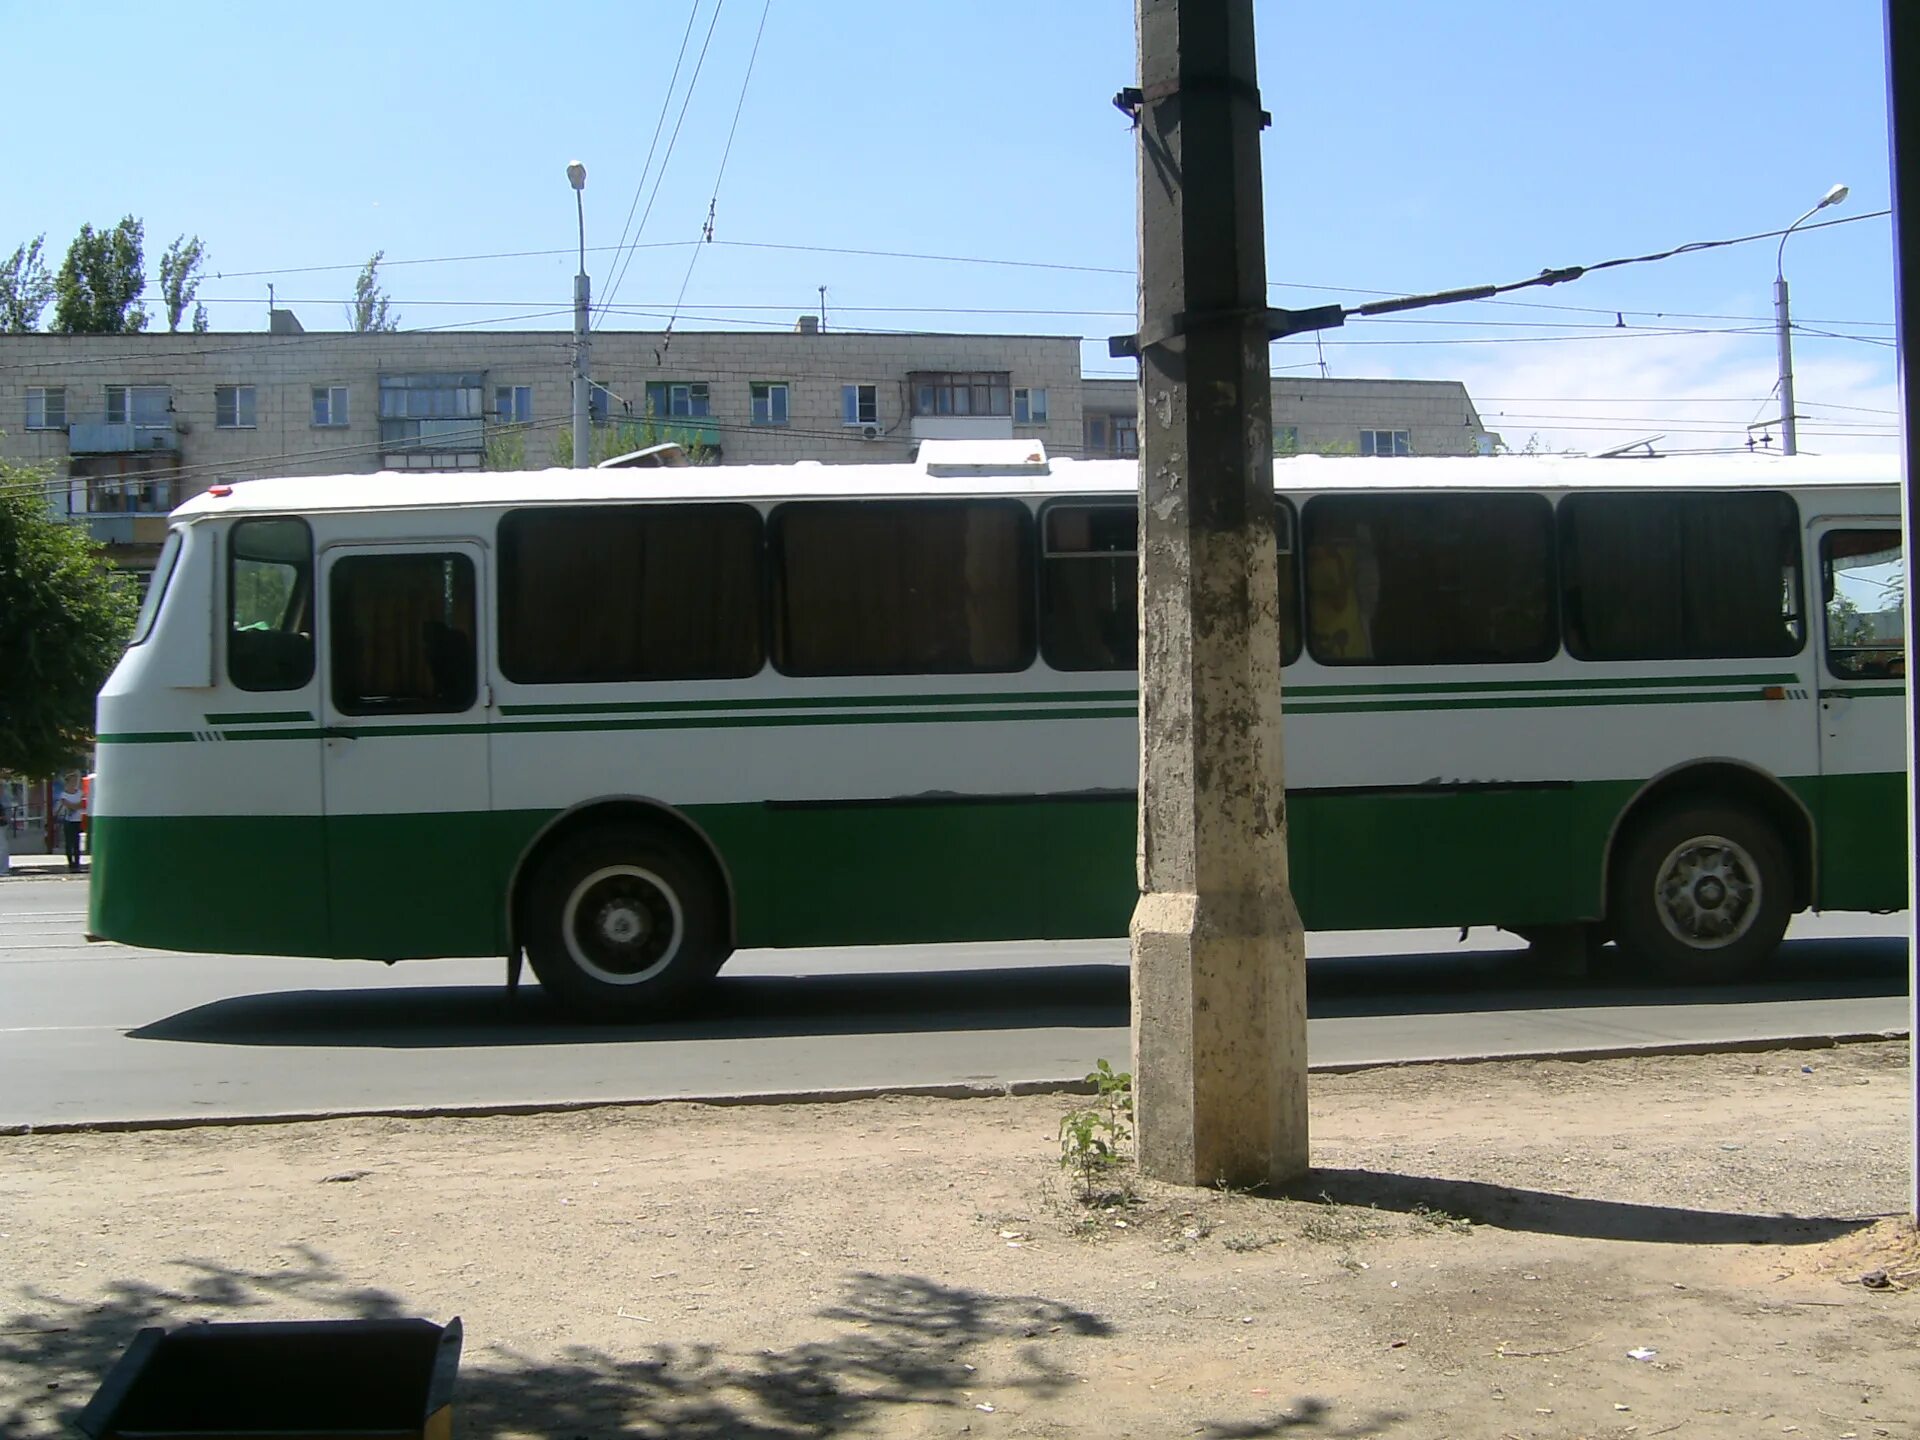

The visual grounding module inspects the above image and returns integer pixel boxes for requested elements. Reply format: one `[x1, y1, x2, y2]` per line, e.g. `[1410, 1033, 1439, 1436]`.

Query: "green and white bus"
[90, 444, 1906, 1017]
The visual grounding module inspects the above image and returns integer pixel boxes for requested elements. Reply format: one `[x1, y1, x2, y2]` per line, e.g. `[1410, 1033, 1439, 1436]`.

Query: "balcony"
[78, 513, 172, 546]
[69, 419, 180, 454]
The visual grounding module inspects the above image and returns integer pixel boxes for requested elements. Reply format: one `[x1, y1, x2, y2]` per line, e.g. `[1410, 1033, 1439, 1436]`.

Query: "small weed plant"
[1059, 1060, 1135, 1203]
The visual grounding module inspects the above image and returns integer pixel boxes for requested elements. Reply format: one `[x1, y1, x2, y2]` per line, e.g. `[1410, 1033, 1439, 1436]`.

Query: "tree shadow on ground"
[1292, 1169, 1877, 1245]
[0, 1250, 1401, 1437]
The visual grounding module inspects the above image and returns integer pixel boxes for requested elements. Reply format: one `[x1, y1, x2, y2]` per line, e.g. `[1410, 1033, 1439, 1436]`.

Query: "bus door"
[1811, 518, 1908, 912]
[319, 540, 497, 959]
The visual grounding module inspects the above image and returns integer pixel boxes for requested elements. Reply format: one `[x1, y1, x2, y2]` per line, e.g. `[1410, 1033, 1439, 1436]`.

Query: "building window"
[329, 551, 478, 714]
[910, 371, 1010, 418]
[772, 500, 1034, 675]
[750, 381, 790, 427]
[495, 384, 532, 424]
[1359, 428, 1410, 457]
[377, 373, 488, 451]
[590, 383, 611, 424]
[105, 385, 170, 426]
[645, 381, 711, 419]
[499, 504, 764, 683]
[841, 383, 879, 426]
[1112, 417, 1139, 457]
[1559, 491, 1803, 661]
[25, 386, 66, 430]
[1305, 493, 1556, 665]
[1084, 416, 1108, 454]
[1013, 387, 1049, 424]
[215, 385, 257, 430]
[312, 385, 351, 428]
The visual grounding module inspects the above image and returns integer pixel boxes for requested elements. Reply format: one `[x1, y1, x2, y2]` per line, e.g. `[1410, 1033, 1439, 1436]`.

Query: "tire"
[522, 825, 730, 1020]
[1607, 801, 1793, 984]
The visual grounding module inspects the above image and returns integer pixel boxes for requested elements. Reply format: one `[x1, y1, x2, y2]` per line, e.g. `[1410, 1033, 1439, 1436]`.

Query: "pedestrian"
[54, 774, 84, 873]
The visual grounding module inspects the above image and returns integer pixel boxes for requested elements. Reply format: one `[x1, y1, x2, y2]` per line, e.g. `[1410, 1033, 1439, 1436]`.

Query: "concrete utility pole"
[1126, 0, 1309, 1188]
[568, 160, 591, 469]
[1774, 183, 1850, 456]
[1881, 0, 1919, 1230]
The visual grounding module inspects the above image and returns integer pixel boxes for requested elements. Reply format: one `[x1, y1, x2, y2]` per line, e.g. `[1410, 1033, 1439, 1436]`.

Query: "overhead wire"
[599, 0, 729, 325]
[661, 0, 774, 347]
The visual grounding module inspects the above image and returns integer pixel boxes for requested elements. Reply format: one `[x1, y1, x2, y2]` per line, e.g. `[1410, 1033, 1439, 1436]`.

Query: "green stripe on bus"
[204, 710, 316, 725]
[1286, 689, 1779, 716]
[1820, 686, 1906, 698]
[498, 689, 1139, 717]
[1286, 672, 1800, 698]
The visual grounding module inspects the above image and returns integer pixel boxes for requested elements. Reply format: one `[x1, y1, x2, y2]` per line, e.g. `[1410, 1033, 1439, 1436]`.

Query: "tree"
[349, 251, 399, 332]
[0, 457, 138, 777]
[547, 416, 716, 467]
[53, 217, 149, 334]
[0, 236, 55, 332]
[158, 234, 209, 333]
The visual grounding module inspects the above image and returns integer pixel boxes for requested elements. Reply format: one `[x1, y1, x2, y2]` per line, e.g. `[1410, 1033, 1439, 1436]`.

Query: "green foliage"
[1274, 431, 1359, 458]
[0, 235, 54, 332]
[1058, 1059, 1135, 1202]
[0, 457, 138, 775]
[350, 251, 399, 332]
[485, 424, 529, 472]
[158, 234, 209, 333]
[54, 217, 149, 334]
[549, 417, 717, 468]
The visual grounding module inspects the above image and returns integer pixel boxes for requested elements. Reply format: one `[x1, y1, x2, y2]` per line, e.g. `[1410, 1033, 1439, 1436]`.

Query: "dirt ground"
[2, 1042, 1916, 1440]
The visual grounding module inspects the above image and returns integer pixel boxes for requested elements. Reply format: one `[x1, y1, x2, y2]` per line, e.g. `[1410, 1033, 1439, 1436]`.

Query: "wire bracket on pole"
[1109, 303, 1346, 359]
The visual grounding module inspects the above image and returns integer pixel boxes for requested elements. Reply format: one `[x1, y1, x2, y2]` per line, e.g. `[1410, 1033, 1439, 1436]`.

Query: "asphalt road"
[0, 872, 1908, 1130]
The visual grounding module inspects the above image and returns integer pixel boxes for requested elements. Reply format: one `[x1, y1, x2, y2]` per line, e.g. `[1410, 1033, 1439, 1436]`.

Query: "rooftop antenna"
[818, 285, 828, 334]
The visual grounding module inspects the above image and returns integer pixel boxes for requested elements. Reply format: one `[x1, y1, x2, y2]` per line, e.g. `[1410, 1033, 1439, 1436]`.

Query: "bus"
[89, 444, 1906, 1018]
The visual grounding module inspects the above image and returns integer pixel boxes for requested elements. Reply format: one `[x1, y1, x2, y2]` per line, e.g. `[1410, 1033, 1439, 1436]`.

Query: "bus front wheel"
[1608, 802, 1792, 984]
[523, 826, 728, 1019]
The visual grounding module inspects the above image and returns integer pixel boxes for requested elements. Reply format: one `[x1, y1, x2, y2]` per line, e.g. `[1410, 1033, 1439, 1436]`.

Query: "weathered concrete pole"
[1128, 0, 1309, 1187]
[1881, 0, 1919, 1229]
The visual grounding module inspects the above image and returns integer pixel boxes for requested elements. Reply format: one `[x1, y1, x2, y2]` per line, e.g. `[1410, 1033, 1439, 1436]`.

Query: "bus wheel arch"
[1601, 763, 1809, 982]
[1601, 760, 1814, 916]
[508, 799, 737, 1015]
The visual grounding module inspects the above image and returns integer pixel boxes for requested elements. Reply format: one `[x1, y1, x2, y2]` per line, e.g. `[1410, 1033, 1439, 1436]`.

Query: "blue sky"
[4, 0, 1900, 454]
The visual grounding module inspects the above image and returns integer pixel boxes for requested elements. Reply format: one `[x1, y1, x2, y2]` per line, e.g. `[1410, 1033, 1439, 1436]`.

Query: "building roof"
[174, 449, 1901, 521]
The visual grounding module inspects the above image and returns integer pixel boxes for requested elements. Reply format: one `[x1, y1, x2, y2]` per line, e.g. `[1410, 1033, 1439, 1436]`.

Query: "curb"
[3, 1030, 1906, 1138]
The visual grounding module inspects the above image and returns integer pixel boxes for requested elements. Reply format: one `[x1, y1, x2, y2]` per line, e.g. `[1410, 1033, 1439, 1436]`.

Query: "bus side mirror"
[148, 525, 214, 689]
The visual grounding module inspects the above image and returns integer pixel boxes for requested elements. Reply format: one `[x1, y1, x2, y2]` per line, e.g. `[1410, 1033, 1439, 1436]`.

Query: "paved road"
[0, 872, 1908, 1130]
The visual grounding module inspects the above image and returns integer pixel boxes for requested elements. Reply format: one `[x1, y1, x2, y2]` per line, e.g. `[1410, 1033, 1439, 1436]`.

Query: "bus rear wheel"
[1608, 801, 1791, 984]
[523, 826, 728, 1020]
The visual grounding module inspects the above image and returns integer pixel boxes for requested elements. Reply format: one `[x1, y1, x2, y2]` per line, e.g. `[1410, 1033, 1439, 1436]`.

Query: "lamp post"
[568, 160, 590, 469]
[1774, 182, 1849, 456]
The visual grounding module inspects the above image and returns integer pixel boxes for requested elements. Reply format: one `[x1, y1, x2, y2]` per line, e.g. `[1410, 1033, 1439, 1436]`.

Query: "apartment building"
[1079, 376, 1495, 459]
[2, 318, 1492, 574]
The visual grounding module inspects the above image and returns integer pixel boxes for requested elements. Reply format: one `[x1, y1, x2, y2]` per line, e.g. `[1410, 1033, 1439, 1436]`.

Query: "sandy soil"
[2, 1042, 1916, 1439]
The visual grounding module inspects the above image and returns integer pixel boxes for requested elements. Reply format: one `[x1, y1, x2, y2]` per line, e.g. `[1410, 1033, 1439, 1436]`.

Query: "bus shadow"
[125, 934, 1907, 1049]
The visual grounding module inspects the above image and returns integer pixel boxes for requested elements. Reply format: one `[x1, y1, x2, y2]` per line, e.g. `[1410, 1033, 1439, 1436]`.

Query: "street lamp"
[1774, 182, 1848, 456]
[568, 160, 590, 469]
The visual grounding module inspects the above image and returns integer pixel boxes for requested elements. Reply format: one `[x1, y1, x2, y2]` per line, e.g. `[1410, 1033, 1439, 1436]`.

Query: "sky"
[2, 0, 1902, 456]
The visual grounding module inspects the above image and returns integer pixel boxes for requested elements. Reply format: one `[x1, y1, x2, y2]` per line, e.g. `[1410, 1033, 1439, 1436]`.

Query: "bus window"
[1304, 493, 1555, 666]
[772, 500, 1033, 675]
[1560, 491, 1802, 661]
[330, 552, 478, 714]
[228, 518, 314, 692]
[498, 504, 763, 683]
[1041, 503, 1136, 671]
[129, 527, 183, 647]
[1822, 530, 1905, 680]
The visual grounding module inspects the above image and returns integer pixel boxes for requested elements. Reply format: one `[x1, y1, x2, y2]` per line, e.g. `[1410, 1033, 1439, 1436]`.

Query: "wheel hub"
[1655, 837, 1758, 949]
[598, 900, 649, 948]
